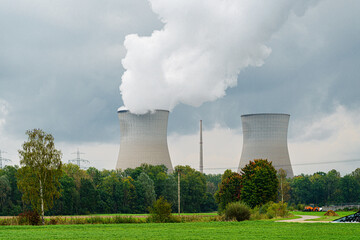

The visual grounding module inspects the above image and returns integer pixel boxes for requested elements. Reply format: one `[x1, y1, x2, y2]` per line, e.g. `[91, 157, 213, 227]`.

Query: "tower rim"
[241, 113, 290, 117]
[117, 109, 170, 113]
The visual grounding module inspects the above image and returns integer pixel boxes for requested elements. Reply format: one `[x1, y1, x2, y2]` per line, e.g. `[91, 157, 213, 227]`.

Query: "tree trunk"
[39, 179, 45, 225]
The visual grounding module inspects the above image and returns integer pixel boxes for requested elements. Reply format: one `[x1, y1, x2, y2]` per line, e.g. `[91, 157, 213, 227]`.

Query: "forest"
[1, 163, 360, 216]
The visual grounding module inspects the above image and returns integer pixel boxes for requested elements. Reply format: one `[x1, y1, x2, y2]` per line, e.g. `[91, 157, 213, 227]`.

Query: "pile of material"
[324, 210, 339, 216]
[333, 211, 360, 223]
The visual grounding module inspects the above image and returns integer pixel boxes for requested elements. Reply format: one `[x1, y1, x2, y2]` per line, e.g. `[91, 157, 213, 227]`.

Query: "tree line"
[0, 163, 221, 216]
[287, 169, 360, 206]
[1, 128, 360, 217]
[1, 163, 360, 216]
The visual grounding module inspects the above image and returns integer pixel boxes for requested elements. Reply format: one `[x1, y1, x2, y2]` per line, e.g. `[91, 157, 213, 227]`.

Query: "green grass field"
[1, 221, 359, 240]
[290, 211, 355, 221]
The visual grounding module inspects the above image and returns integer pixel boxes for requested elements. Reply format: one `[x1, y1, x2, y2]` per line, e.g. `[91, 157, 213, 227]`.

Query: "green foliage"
[340, 174, 360, 203]
[0, 175, 11, 214]
[296, 203, 305, 211]
[17, 129, 62, 224]
[325, 169, 341, 203]
[175, 165, 207, 213]
[79, 178, 98, 214]
[0, 165, 22, 215]
[122, 176, 137, 213]
[205, 174, 222, 195]
[62, 163, 89, 189]
[241, 159, 278, 208]
[214, 169, 242, 212]
[148, 196, 173, 223]
[161, 174, 178, 209]
[277, 168, 290, 202]
[309, 172, 327, 205]
[266, 202, 289, 218]
[288, 169, 359, 205]
[224, 202, 250, 221]
[290, 175, 312, 204]
[135, 172, 156, 213]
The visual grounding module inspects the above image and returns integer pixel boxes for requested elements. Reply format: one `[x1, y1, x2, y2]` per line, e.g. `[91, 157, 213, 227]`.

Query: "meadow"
[1, 221, 360, 240]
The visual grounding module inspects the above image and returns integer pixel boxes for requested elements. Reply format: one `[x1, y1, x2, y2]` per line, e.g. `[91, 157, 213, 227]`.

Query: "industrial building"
[238, 113, 294, 178]
[116, 109, 173, 172]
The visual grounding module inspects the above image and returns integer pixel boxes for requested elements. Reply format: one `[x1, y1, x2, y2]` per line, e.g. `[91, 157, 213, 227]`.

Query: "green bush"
[148, 197, 173, 223]
[259, 202, 271, 215]
[266, 202, 289, 218]
[296, 204, 305, 211]
[224, 202, 251, 221]
[250, 206, 269, 220]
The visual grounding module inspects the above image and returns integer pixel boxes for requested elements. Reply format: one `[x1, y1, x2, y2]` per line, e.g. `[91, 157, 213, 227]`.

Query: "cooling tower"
[116, 109, 173, 172]
[238, 113, 293, 178]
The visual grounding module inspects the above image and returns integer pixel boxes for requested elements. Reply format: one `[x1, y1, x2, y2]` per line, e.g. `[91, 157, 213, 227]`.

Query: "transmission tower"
[0, 150, 11, 169]
[68, 148, 90, 169]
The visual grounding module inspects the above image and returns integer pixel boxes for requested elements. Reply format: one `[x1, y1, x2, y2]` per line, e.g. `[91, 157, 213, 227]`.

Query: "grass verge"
[1, 221, 360, 240]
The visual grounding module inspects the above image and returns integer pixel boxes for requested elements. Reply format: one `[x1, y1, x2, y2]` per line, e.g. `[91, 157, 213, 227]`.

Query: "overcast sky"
[0, 0, 359, 176]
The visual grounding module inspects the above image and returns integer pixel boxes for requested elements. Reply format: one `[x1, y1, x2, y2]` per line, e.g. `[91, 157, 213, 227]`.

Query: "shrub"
[148, 197, 173, 223]
[224, 202, 251, 221]
[266, 202, 289, 218]
[296, 204, 305, 211]
[86, 216, 103, 224]
[113, 216, 143, 224]
[259, 202, 271, 215]
[49, 217, 59, 225]
[18, 210, 41, 225]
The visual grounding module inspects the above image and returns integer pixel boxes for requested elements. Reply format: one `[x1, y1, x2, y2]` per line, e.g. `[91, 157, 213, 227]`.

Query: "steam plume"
[120, 0, 318, 114]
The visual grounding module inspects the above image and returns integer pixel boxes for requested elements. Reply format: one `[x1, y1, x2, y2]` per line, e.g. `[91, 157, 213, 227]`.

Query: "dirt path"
[277, 215, 330, 223]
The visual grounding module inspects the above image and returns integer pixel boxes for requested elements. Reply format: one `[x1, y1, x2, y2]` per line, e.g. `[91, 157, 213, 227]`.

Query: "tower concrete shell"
[238, 113, 293, 178]
[116, 109, 173, 172]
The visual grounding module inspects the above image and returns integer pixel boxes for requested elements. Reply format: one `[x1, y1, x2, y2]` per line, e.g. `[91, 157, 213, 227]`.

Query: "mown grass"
[290, 211, 355, 217]
[290, 211, 356, 221]
[1, 221, 359, 240]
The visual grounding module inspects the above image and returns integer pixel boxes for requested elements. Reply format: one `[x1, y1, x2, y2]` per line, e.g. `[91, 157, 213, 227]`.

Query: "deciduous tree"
[214, 169, 242, 212]
[17, 129, 62, 225]
[277, 168, 290, 203]
[241, 159, 278, 208]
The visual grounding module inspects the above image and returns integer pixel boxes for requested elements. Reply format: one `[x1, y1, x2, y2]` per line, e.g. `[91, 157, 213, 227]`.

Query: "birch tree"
[17, 129, 62, 225]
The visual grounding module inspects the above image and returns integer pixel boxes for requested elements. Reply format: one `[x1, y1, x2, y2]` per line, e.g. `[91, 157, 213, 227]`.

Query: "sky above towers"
[0, 0, 360, 175]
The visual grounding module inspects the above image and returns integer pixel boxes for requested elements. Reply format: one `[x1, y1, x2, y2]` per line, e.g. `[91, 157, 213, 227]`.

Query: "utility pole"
[178, 170, 181, 216]
[0, 150, 11, 169]
[68, 148, 90, 169]
[200, 120, 203, 173]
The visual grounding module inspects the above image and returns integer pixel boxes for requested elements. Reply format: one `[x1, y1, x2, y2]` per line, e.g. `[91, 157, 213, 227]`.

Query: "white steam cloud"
[120, 0, 319, 114]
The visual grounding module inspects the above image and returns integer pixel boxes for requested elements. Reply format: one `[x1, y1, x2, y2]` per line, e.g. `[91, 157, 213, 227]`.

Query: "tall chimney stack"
[200, 120, 203, 173]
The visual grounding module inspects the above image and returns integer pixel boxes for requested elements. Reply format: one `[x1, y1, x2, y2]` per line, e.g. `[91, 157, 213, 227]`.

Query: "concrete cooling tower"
[116, 109, 173, 172]
[238, 113, 294, 178]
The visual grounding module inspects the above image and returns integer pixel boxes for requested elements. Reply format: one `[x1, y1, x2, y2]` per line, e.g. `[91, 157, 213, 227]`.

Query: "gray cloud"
[0, 0, 162, 142]
[0, 0, 359, 150]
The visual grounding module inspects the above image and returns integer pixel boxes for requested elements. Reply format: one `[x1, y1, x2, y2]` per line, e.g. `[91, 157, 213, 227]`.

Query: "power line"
[0, 150, 11, 169]
[192, 158, 360, 171]
[68, 148, 90, 169]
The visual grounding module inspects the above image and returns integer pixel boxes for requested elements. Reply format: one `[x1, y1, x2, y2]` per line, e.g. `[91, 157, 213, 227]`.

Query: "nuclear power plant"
[116, 109, 173, 172]
[238, 113, 294, 178]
